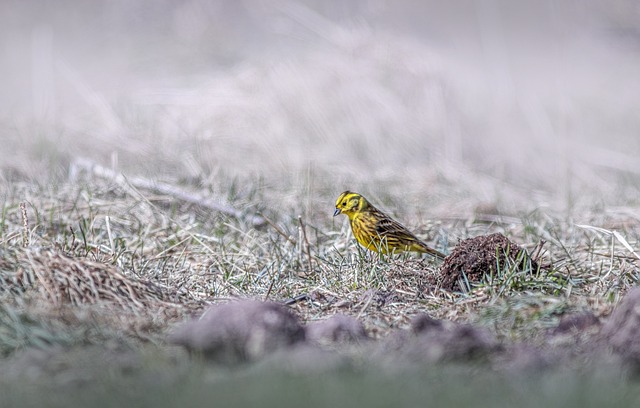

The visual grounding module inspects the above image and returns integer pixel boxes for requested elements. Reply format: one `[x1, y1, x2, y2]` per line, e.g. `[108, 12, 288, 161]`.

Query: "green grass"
[0, 174, 635, 344]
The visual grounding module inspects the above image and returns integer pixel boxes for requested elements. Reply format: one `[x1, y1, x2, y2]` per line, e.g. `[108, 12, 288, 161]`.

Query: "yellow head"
[334, 191, 369, 220]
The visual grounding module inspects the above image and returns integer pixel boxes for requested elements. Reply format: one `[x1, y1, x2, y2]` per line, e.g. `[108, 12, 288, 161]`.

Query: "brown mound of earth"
[439, 233, 539, 291]
[306, 314, 368, 345]
[168, 300, 305, 363]
[379, 313, 498, 364]
[601, 287, 640, 362]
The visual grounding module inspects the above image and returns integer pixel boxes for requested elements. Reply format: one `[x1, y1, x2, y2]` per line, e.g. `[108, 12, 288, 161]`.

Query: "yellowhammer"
[334, 191, 445, 259]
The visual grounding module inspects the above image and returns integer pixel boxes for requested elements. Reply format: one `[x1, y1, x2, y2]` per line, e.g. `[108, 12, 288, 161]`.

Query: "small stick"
[264, 270, 278, 302]
[298, 216, 313, 273]
[20, 202, 29, 247]
[283, 294, 309, 306]
[532, 240, 546, 262]
[259, 211, 296, 245]
[69, 226, 76, 249]
[356, 292, 374, 320]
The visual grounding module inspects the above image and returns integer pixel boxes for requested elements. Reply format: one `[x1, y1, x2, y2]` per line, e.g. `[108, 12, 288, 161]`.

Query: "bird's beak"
[333, 208, 341, 217]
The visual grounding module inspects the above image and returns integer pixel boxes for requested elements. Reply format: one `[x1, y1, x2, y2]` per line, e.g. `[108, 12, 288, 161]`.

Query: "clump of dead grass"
[9, 248, 193, 314]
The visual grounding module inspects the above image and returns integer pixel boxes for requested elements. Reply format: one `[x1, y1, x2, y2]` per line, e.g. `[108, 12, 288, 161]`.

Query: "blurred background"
[1, 0, 640, 213]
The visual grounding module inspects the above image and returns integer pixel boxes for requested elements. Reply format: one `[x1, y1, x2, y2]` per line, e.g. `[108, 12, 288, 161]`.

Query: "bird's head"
[334, 191, 368, 219]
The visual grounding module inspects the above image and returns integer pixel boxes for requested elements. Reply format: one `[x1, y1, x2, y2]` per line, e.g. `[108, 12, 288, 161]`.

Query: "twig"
[264, 269, 278, 302]
[283, 294, 309, 306]
[532, 240, 546, 262]
[356, 292, 374, 320]
[69, 226, 76, 249]
[69, 158, 265, 227]
[259, 211, 296, 245]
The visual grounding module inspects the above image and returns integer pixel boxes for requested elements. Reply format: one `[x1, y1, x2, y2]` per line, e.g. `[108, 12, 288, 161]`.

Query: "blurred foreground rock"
[166, 288, 640, 372]
[305, 314, 368, 345]
[602, 287, 640, 361]
[380, 313, 498, 364]
[168, 300, 304, 363]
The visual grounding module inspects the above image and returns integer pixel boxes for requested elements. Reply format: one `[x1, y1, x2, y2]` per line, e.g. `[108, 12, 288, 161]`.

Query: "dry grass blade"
[575, 224, 611, 235]
[69, 158, 265, 227]
[576, 224, 640, 261]
[298, 216, 313, 273]
[20, 202, 28, 247]
[612, 231, 640, 261]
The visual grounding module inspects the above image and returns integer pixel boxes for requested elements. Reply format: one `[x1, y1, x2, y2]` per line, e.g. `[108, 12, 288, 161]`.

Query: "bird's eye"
[342, 200, 347, 206]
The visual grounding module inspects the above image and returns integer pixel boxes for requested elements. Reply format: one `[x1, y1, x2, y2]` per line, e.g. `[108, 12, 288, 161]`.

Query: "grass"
[0, 172, 636, 345]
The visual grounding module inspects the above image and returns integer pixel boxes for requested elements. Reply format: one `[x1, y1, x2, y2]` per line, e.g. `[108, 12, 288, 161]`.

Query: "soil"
[162, 286, 640, 373]
[1, 234, 636, 396]
[439, 232, 540, 291]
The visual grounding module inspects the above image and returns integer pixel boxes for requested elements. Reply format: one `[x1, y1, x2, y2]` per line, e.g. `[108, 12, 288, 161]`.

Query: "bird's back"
[351, 205, 445, 258]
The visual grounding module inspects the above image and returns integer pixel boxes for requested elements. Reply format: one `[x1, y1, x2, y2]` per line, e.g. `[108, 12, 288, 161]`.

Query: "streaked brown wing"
[373, 210, 420, 246]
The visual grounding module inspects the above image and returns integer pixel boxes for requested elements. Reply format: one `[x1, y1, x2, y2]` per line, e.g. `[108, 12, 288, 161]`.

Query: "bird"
[334, 191, 446, 259]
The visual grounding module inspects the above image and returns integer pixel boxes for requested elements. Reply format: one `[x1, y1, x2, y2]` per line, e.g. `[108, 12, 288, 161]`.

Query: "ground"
[1, 173, 640, 407]
[2, 1, 640, 406]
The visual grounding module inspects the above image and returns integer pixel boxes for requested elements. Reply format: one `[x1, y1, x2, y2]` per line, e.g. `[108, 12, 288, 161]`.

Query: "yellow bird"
[334, 191, 445, 259]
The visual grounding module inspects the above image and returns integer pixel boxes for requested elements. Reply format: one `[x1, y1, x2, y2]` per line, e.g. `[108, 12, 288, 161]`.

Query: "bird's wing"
[375, 212, 445, 258]
[375, 214, 418, 242]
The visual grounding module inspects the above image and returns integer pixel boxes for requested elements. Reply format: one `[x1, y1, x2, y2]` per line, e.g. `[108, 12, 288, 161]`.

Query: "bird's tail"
[415, 241, 447, 260]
